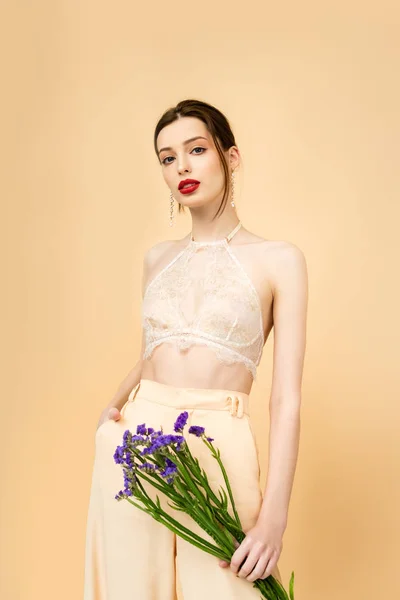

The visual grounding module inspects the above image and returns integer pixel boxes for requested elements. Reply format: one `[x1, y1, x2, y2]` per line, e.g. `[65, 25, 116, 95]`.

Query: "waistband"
[124, 378, 250, 418]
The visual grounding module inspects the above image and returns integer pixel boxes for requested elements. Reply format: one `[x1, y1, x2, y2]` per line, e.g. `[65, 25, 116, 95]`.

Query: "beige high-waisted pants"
[84, 378, 281, 599]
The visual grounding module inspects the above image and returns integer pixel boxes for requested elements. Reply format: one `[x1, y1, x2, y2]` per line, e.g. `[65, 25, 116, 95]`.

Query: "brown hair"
[154, 99, 238, 221]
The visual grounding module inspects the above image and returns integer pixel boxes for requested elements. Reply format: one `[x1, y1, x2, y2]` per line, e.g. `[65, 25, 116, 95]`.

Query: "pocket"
[95, 418, 112, 437]
[120, 381, 142, 417]
[128, 381, 141, 403]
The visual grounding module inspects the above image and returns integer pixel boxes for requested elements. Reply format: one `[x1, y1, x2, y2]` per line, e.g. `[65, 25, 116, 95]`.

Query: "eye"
[191, 146, 206, 155]
[161, 147, 206, 165]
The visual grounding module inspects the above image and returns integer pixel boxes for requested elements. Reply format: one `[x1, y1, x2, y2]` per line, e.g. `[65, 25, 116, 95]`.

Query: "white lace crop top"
[141, 221, 265, 380]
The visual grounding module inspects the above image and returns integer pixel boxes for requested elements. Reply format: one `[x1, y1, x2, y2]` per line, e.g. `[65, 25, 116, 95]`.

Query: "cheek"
[211, 167, 226, 193]
[162, 169, 173, 187]
[202, 156, 225, 185]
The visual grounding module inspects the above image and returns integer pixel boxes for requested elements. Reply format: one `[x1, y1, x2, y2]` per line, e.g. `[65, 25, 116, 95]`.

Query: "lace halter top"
[141, 221, 265, 380]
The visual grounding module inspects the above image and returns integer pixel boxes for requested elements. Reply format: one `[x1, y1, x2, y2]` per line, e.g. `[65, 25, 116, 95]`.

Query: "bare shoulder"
[141, 238, 184, 294]
[261, 240, 308, 293]
[239, 229, 306, 266]
[143, 237, 185, 271]
[261, 239, 306, 263]
[239, 229, 307, 291]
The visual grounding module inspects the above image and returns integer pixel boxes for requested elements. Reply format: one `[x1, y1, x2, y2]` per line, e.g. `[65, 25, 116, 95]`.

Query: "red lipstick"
[178, 179, 200, 194]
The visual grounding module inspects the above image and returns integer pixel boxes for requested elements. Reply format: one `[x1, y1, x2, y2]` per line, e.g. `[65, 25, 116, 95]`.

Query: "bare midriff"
[140, 342, 255, 394]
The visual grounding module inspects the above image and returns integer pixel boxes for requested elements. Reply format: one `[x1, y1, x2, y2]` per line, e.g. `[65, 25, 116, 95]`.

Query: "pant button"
[227, 395, 238, 417]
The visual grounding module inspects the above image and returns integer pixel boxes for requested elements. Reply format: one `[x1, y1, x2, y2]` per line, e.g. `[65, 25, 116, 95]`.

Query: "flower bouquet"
[113, 410, 295, 600]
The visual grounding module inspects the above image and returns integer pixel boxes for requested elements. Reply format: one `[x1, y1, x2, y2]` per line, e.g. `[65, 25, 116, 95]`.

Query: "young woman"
[84, 99, 308, 599]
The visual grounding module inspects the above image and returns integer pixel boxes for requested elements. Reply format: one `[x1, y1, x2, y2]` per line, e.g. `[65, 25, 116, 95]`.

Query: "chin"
[179, 193, 218, 209]
[179, 197, 208, 208]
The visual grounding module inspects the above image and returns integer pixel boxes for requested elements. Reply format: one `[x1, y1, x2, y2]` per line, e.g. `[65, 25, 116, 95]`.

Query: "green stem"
[134, 478, 228, 556]
[202, 438, 242, 528]
[127, 496, 230, 561]
[128, 481, 232, 561]
[169, 447, 210, 506]
[254, 575, 290, 600]
[134, 444, 245, 562]
[168, 450, 238, 553]
[171, 478, 236, 556]
[129, 453, 236, 556]
[178, 442, 237, 518]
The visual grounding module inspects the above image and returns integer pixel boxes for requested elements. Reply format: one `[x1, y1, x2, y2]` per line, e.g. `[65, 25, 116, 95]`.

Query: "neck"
[190, 215, 241, 243]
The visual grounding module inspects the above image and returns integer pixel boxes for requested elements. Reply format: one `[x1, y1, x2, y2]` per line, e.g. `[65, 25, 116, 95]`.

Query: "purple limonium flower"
[123, 470, 131, 488]
[188, 425, 205, 437]
[175, 437, 185, 451]
[129, 434, 149, 446]
[123, 430, 132, 444]
[113, 445, 126, 464]
[125, 453, 134, 468]
[206, 437, 214, 442]
[116, 467, 138, 498]
[136, 423, 148, 435]
[149, 429, 163, 441]
[137, 462, 158, 474]
[140, 434, 185, 456]
[174, 411, 189, 432]
[141, 434, 172, 454]
[159, 457, 178, 482]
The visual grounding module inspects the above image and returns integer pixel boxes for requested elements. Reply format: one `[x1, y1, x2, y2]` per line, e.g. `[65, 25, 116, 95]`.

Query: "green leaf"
[218, 485, 228, 510]
[289, 571, 295, 600]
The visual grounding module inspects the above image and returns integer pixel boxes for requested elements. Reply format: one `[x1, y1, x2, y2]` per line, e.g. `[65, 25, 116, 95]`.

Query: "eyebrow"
[157, 136, 209, 155]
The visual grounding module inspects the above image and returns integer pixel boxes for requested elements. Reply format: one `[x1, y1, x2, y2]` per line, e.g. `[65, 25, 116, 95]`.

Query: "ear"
[228, 146, 241, 171]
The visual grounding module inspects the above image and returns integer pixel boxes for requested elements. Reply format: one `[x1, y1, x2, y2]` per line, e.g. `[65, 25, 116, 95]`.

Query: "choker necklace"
[190, 221, 242, 245]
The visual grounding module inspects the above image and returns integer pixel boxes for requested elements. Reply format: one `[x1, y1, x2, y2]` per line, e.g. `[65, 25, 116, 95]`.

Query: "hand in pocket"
[96, 407, 122, 432]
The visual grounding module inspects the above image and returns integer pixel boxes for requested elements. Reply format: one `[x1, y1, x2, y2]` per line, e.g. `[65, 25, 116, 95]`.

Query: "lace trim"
[144, 324, 263, 350]
[143, 335, 258, 380]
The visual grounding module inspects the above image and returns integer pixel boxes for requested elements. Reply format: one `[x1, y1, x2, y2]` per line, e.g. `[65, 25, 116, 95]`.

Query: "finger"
[230, 547, 249, 576]
[244, 552, 271, 583]
[261, 554, 277, 580]
[219, 536, 239, 568]
[108, 408, 121, 421]
[237, 547, 260, 580]
[245, 560, 266, 583]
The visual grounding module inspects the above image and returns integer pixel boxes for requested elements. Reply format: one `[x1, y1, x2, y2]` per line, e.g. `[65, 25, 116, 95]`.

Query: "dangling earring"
[169, 190, 175, 227]
[230, 169, 236, 208]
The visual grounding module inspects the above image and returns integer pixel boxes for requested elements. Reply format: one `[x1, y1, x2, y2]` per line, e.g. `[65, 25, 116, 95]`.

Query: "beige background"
[1, 1, 399, 599]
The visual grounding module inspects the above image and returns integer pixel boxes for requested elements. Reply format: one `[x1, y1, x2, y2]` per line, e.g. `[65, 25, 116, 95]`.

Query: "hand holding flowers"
[219, 519, 284, 583]
[113, 410, 294, 600]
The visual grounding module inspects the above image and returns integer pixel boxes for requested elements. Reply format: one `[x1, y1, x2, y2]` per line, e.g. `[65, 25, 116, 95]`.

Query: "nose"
[177, 158, 191, 174]
[227, 395, 244, 418]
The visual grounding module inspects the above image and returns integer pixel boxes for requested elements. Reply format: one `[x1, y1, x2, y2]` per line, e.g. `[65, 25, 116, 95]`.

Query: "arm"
[220, 243, 308, 582]
[258, 243, 308, 529]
